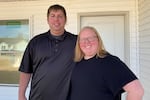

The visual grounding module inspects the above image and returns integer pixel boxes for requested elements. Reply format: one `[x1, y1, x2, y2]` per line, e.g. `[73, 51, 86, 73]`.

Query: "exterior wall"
[139, 0, 150, 99]
[0, 0, 138, 99]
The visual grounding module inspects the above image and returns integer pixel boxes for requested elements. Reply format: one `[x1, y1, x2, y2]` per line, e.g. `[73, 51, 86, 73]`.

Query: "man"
[18, 4, 77, 100]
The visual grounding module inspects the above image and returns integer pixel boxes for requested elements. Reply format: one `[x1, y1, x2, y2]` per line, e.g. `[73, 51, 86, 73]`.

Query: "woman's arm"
[123, 79, 144, 100]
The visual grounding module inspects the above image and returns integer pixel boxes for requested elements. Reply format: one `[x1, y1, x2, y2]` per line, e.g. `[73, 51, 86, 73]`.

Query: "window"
[0, 19, 30, 85]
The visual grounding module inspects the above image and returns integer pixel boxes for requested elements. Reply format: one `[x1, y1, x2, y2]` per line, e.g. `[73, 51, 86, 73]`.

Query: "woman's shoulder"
[98, 53, 122, 65]
[99, 53, 119, 60]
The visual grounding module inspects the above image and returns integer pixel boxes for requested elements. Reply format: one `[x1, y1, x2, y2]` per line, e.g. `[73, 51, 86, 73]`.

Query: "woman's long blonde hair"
[74, 26, 108, 62]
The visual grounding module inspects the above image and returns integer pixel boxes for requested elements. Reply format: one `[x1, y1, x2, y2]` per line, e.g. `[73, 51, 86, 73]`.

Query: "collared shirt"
[19, 30, 77, 100]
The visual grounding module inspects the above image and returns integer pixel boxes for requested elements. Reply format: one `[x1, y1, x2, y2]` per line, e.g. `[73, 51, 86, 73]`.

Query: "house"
[0, 0, 149, 100]
[0, 38, 28, 55]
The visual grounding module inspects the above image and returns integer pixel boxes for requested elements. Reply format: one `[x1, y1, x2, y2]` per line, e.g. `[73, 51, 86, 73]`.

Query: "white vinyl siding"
[139, 0, 150, 99]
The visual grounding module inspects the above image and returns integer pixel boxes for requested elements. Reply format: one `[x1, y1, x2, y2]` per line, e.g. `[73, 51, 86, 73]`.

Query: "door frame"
[77, 11, 130, 66]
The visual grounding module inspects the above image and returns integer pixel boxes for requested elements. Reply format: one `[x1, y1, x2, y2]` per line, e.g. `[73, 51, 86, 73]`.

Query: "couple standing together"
[18, 4, 144, 100]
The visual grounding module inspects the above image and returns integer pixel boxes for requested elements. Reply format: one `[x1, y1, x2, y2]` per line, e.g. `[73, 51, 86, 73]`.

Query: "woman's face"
[79, 28, 99, 59]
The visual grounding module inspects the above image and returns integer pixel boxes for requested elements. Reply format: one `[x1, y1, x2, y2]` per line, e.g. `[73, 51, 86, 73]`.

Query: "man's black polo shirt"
[19, 30, 77, 100]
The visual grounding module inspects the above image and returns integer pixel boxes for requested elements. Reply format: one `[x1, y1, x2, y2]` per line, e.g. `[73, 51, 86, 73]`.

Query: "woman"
[68, 26, 144, 100]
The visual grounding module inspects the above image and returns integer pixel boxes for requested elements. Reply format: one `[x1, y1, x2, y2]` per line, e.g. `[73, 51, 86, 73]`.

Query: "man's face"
[47, 10, 66, 35]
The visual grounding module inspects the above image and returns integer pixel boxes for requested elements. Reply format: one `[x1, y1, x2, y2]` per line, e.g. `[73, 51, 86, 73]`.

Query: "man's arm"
[18, 72, 31, 100]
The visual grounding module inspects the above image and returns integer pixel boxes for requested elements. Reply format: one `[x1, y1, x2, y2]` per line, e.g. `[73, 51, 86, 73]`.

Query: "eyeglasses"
[79, 36, 97, 43]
